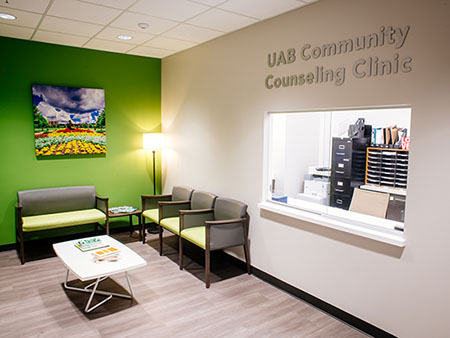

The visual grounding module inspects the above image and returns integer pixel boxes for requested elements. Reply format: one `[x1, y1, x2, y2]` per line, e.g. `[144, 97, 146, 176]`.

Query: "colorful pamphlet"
[109, 206, 138, 214]
[74, 237, 109, 252]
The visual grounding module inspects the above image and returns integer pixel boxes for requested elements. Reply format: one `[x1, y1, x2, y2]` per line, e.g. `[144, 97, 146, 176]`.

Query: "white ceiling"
[0, 0, 317, 58]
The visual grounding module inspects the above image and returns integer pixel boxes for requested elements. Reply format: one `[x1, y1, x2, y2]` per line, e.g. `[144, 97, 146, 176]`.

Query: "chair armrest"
[95, 195, 109, 216]
[159, 200, 191, 219]
[206, 217, 249, 251]
[158, 200, 190, 206]
[141, 194, 171, 211]
[179, 208, 213, 215]
[15, 202, 23, 231]
[205, 217, 247, 227]
[180, 209, 214, 230]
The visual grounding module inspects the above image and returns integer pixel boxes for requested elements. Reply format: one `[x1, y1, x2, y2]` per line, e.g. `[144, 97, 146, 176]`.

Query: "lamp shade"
[143, 133, 164, 151]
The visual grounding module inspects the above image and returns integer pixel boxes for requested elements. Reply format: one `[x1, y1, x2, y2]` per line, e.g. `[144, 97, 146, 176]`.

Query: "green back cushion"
[18, 186, 96, 216]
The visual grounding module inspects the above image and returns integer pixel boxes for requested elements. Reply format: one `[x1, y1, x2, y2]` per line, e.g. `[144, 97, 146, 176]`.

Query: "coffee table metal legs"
[63, 270, 133, 313]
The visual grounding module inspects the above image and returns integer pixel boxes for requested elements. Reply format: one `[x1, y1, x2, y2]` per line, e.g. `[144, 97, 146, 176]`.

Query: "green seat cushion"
[22, 209, 106, 232]
[160, 217, 180, 234]
[142, 209, 159, 223]
[181, 226, 206, 249]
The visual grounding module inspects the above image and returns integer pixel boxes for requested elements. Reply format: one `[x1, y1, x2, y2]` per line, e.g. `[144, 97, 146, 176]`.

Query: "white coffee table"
[53, 235, 146, 313]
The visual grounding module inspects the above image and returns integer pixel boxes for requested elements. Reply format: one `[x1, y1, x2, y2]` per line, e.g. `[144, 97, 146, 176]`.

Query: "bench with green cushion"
[15, 186, 109, 264]
[141, 185, 194, 244]
[179, 197, 250, 288]
[158, 191, 217, 256]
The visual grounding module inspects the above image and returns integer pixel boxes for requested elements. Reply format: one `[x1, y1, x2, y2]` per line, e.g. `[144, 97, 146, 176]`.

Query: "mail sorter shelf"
[331, 137, 370, 210]
[365, 147, 409, 190]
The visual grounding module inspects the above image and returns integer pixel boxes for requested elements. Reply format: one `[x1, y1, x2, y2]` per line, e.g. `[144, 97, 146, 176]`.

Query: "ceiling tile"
[33, 30, 90, 47]
[47, 0, 122, 25]
[85, 38, 136, 53]
[218, 0, 306, 20]
[128, 45, 175, 58]
[188, 0, 227, 6]
[0, 22, 33, 39]
[0, 0, 51, 14]
[187, 8, 257, 32]
[78, 0, 137, 10]
[129, 0, 209, 22]
[162, 23, 222, 43]
[96, 27, 155, 45]
[110, 12, 178, 35]
[0, 7, 42, 28]
[144, 36, 195, 52]
[40, 16, 103, 37]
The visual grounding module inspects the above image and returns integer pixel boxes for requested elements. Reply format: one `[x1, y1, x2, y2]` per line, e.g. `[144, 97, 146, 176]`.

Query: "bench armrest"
[141, 194, 171, 211]
[15, 202, 23, 231]
[180, 208, 214, 231]
[95, 195, 109, 215]
[159, 200, 190, 219]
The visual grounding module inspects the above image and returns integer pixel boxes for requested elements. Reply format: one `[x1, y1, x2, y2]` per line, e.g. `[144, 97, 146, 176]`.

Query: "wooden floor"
[0, 230, 368, 338]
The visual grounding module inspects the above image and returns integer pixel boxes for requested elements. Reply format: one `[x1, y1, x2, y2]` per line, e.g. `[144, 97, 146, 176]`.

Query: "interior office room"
[0, 0, 449, 337]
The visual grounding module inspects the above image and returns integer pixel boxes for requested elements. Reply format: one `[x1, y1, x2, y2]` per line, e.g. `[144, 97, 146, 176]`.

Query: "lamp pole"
[148, 149, 159, 234]
[152, 150, 156, 195]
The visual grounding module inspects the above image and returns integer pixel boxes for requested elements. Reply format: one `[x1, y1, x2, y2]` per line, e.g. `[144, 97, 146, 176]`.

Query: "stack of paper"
[92, 247, 121, 262]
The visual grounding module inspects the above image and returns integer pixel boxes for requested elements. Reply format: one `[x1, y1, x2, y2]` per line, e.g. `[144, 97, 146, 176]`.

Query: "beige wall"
[161, 0, 450, 336]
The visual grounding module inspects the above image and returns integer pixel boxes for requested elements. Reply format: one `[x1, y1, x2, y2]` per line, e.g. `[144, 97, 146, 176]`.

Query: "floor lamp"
[143, 132, 164, 234]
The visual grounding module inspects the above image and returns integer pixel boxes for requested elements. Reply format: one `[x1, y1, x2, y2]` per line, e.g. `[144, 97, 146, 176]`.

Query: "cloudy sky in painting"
[32, 85, 104, 124]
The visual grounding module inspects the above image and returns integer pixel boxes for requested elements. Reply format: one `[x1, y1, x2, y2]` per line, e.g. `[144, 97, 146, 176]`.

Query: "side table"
[108, 208, 143, 241]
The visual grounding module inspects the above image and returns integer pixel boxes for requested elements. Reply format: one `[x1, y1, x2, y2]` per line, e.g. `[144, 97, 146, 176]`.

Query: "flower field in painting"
[35, 128, 106, 156]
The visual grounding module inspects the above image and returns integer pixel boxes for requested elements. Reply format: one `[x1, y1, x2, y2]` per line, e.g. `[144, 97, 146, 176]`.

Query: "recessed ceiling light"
[117, 35, 132, 41]
[0, 13, 16, 20]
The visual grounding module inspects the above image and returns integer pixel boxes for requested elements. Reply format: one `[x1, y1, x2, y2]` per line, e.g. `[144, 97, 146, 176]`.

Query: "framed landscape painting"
[32, 84, 106, 156]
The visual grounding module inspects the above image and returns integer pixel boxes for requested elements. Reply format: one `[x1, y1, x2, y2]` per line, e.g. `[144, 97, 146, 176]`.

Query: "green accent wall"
[0, 37, 162, 246]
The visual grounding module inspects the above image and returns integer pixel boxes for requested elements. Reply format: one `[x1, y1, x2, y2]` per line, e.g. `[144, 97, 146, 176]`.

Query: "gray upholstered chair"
[179, 197, 250, 288]
[158, 191, 217, 256]
[141, 186, 194, 244]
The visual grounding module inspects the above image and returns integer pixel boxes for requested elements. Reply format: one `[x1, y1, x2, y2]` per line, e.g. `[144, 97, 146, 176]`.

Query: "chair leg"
[142, 219, 146, 244]
[129, 215, 133, 237]
[159, 224, 163, 256]
[95, 223, 99, 236]
[243, 242, 250, 274]
[205, 249, 210, 288]
[19, 232, 25, 265]
[179, 236, 184, 270]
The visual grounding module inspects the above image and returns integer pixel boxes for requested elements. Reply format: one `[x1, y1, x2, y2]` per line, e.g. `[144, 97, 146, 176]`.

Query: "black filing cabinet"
[331, 137, 369, 210]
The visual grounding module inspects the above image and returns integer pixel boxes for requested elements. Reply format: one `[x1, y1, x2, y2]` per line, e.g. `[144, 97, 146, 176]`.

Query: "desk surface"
[53, 235, 146, 281]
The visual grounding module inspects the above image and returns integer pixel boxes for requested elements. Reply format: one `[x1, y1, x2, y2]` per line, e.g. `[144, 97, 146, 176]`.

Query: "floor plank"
[0, 230, 368, 338]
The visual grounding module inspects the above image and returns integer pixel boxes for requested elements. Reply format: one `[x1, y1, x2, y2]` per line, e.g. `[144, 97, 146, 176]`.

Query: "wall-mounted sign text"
[265, 25, 412, 89]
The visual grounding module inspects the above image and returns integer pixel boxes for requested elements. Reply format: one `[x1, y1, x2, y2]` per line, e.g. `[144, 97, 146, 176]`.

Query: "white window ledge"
[258, 201, 405, 247]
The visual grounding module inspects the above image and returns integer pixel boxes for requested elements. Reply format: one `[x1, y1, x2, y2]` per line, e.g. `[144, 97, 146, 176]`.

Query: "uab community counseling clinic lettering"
[265, 25, 412, 89]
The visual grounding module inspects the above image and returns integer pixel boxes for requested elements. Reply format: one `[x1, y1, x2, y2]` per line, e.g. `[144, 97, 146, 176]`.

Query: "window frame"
[260, 105, 410, 247]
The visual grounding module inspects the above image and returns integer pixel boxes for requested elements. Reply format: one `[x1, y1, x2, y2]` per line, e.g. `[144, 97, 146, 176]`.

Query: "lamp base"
[147, 223, 160, 235]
